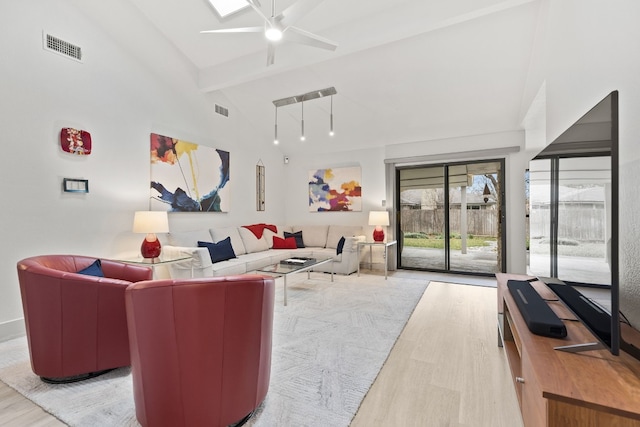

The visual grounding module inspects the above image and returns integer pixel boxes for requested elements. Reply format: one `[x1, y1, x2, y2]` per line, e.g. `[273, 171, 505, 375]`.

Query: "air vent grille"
[43, 32, 82, 62]
[215, 104, 229, 117]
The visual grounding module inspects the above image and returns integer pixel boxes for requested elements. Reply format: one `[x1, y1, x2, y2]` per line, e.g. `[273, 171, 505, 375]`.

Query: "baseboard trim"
[0, 318, 25, 343]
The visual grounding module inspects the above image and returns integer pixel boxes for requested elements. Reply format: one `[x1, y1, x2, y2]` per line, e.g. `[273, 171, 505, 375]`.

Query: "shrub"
[404, 232, 428, 239]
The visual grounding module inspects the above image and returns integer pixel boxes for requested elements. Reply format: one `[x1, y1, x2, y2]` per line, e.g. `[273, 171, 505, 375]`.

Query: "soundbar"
[507, 280, 567, 338]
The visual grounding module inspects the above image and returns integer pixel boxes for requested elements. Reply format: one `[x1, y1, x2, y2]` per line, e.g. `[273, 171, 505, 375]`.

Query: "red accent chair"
[17, 255, 153, 383]
[125, 275, 275, 427]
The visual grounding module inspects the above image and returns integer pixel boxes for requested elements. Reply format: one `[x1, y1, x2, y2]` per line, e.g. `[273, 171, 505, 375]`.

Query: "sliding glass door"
[397, 160, 505, 275]
[528, 156, 611, 285]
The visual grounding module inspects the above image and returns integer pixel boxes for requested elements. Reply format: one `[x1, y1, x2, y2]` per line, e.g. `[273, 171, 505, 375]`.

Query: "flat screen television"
[527, 91, 639, 360]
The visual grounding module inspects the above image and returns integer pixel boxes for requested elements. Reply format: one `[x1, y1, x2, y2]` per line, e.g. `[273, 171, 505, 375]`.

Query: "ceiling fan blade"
[267, 42, 276, 66]
[200, 26, 264, 34]
[285, 26, 338, 51]
[246, 0, 272, 25]
[277, 0, 324, 29]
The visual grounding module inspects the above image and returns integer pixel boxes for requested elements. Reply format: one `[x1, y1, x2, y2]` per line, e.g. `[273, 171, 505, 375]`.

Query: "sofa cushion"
[210, 260, 247, 276]
[237, 251, 276, 272]
[284, 231, 305, 248]
[198, 237, 236, 263]
[326, 225, 363, 249]
[210, 226, 246, 256]
[239, 227, 270, 253]
[295, 225, 329, 248]
[168, 230, 212, 247]
[273, 236, 297, 249]
[77, 259, 104, 277]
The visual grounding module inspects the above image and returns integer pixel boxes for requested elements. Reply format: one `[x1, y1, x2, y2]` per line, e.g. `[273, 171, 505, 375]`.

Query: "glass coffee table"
[257, 257, 333, 306]
[115, 255, 193, 278]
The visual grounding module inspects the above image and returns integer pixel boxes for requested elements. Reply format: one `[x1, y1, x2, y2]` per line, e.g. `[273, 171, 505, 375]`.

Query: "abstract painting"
[309, 166, 362, 212]
[149, 133, 230, 212]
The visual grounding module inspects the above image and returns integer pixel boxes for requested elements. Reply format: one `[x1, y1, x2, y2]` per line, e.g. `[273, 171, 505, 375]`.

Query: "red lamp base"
[372, 227, 385, 242]
[141, 234, 161, 258]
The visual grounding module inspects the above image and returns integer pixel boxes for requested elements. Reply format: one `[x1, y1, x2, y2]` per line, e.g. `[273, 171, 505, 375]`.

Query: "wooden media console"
[497, 273, 640, 427]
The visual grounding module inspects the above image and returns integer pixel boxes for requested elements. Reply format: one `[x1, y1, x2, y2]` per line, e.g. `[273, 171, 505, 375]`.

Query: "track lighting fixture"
[271, 86, 337, 144]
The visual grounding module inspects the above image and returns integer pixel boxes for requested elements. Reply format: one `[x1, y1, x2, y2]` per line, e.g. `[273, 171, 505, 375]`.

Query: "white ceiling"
[75, 0, 543, 154]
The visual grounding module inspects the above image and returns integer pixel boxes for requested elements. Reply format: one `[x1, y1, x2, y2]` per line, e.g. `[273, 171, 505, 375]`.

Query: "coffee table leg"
[284, 275, 288, 306]
[384, 245, 388, 279]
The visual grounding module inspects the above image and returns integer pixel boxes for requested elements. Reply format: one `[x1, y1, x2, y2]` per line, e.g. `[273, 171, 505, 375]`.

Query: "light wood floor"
[351, 280, 523, 427]
[0, 275, 521, 427]
[0, 381, 65, 426]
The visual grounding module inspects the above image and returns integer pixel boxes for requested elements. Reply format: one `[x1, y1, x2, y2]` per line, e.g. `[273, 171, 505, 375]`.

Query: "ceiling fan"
[201, 0, 338, 66]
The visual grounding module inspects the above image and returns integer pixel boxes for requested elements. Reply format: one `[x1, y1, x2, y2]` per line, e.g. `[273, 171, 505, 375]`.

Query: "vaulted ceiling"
[75, 0, 543, 154]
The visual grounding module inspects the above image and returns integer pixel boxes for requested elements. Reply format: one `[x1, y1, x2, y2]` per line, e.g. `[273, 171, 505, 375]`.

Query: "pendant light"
[274, 107, 279, 144]
[329, 95, 334, 136]
[300, 99, 305, 141]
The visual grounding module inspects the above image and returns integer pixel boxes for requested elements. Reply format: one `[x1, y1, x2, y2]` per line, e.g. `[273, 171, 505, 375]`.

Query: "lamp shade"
[368, 211, 389, 242]
[133, 211, 169, 258]
[133, 211, 169, 234]
[368, 211, 390, 226]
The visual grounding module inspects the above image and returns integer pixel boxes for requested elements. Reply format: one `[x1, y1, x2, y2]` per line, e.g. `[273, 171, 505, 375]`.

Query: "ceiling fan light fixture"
[265, 27, 283, 41]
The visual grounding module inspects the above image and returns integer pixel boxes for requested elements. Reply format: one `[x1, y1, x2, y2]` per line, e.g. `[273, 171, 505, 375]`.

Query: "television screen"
[527, 91, 630, 358]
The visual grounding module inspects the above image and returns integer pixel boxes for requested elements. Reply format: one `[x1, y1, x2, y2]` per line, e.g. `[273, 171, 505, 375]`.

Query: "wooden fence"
[400, 209, 497, 237]
[401, 206, 605, 241]
[529, 206, 605, 242]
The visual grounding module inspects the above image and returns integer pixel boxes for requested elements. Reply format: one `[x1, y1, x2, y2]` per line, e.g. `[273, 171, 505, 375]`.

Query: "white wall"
[0, 0, 285, 340]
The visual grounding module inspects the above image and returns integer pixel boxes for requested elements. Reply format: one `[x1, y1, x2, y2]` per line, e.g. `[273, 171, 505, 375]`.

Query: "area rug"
[0, 273, 428, 426]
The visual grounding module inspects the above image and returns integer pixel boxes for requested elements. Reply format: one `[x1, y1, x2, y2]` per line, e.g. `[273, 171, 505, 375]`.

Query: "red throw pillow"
[264, 223, 277, 234]
[272, 236, 297, 249]
[243, 223, 278, 239]
[242, 224, 265, 238]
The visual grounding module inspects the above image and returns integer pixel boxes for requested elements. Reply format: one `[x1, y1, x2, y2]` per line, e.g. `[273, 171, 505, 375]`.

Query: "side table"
[357, 240, 397, 279]
[115, 255, 193, 278]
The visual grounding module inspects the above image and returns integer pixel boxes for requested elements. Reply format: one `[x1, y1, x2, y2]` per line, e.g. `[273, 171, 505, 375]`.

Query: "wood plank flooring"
[351, 281, 523, 427]
[0, 380, 65, 426]
[0, 276, 521, 427]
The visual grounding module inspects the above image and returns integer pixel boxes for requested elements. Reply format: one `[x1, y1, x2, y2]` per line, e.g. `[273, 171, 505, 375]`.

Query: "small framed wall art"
[60, 128, 92, 155]
[256, 160, 265, 211]
[63, 178, 89, 193]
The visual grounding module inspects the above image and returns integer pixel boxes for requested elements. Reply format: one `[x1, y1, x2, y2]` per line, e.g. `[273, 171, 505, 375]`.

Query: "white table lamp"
[368, 211, 390, 242]
[133, 211, 169, 258]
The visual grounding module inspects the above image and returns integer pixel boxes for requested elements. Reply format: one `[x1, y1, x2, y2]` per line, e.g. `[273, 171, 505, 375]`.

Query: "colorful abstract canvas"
[309, 167, 362, 212]
[150, 133, 230, 212]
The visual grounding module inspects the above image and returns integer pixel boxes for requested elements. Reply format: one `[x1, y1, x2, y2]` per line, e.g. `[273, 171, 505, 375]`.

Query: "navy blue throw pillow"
[77, 259, 105, 277]
[198, 237, 237, 264]
[336, 236, 346, 255]
[284, 231, 305, 248]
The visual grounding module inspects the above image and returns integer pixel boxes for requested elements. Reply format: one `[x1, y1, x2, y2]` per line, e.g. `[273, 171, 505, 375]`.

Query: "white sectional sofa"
[163, 224, 365, 279]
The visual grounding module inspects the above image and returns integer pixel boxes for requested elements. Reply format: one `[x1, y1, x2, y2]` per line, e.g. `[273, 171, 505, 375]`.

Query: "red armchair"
[17, 255, 152, 383]
[125, 275, 275, 427]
